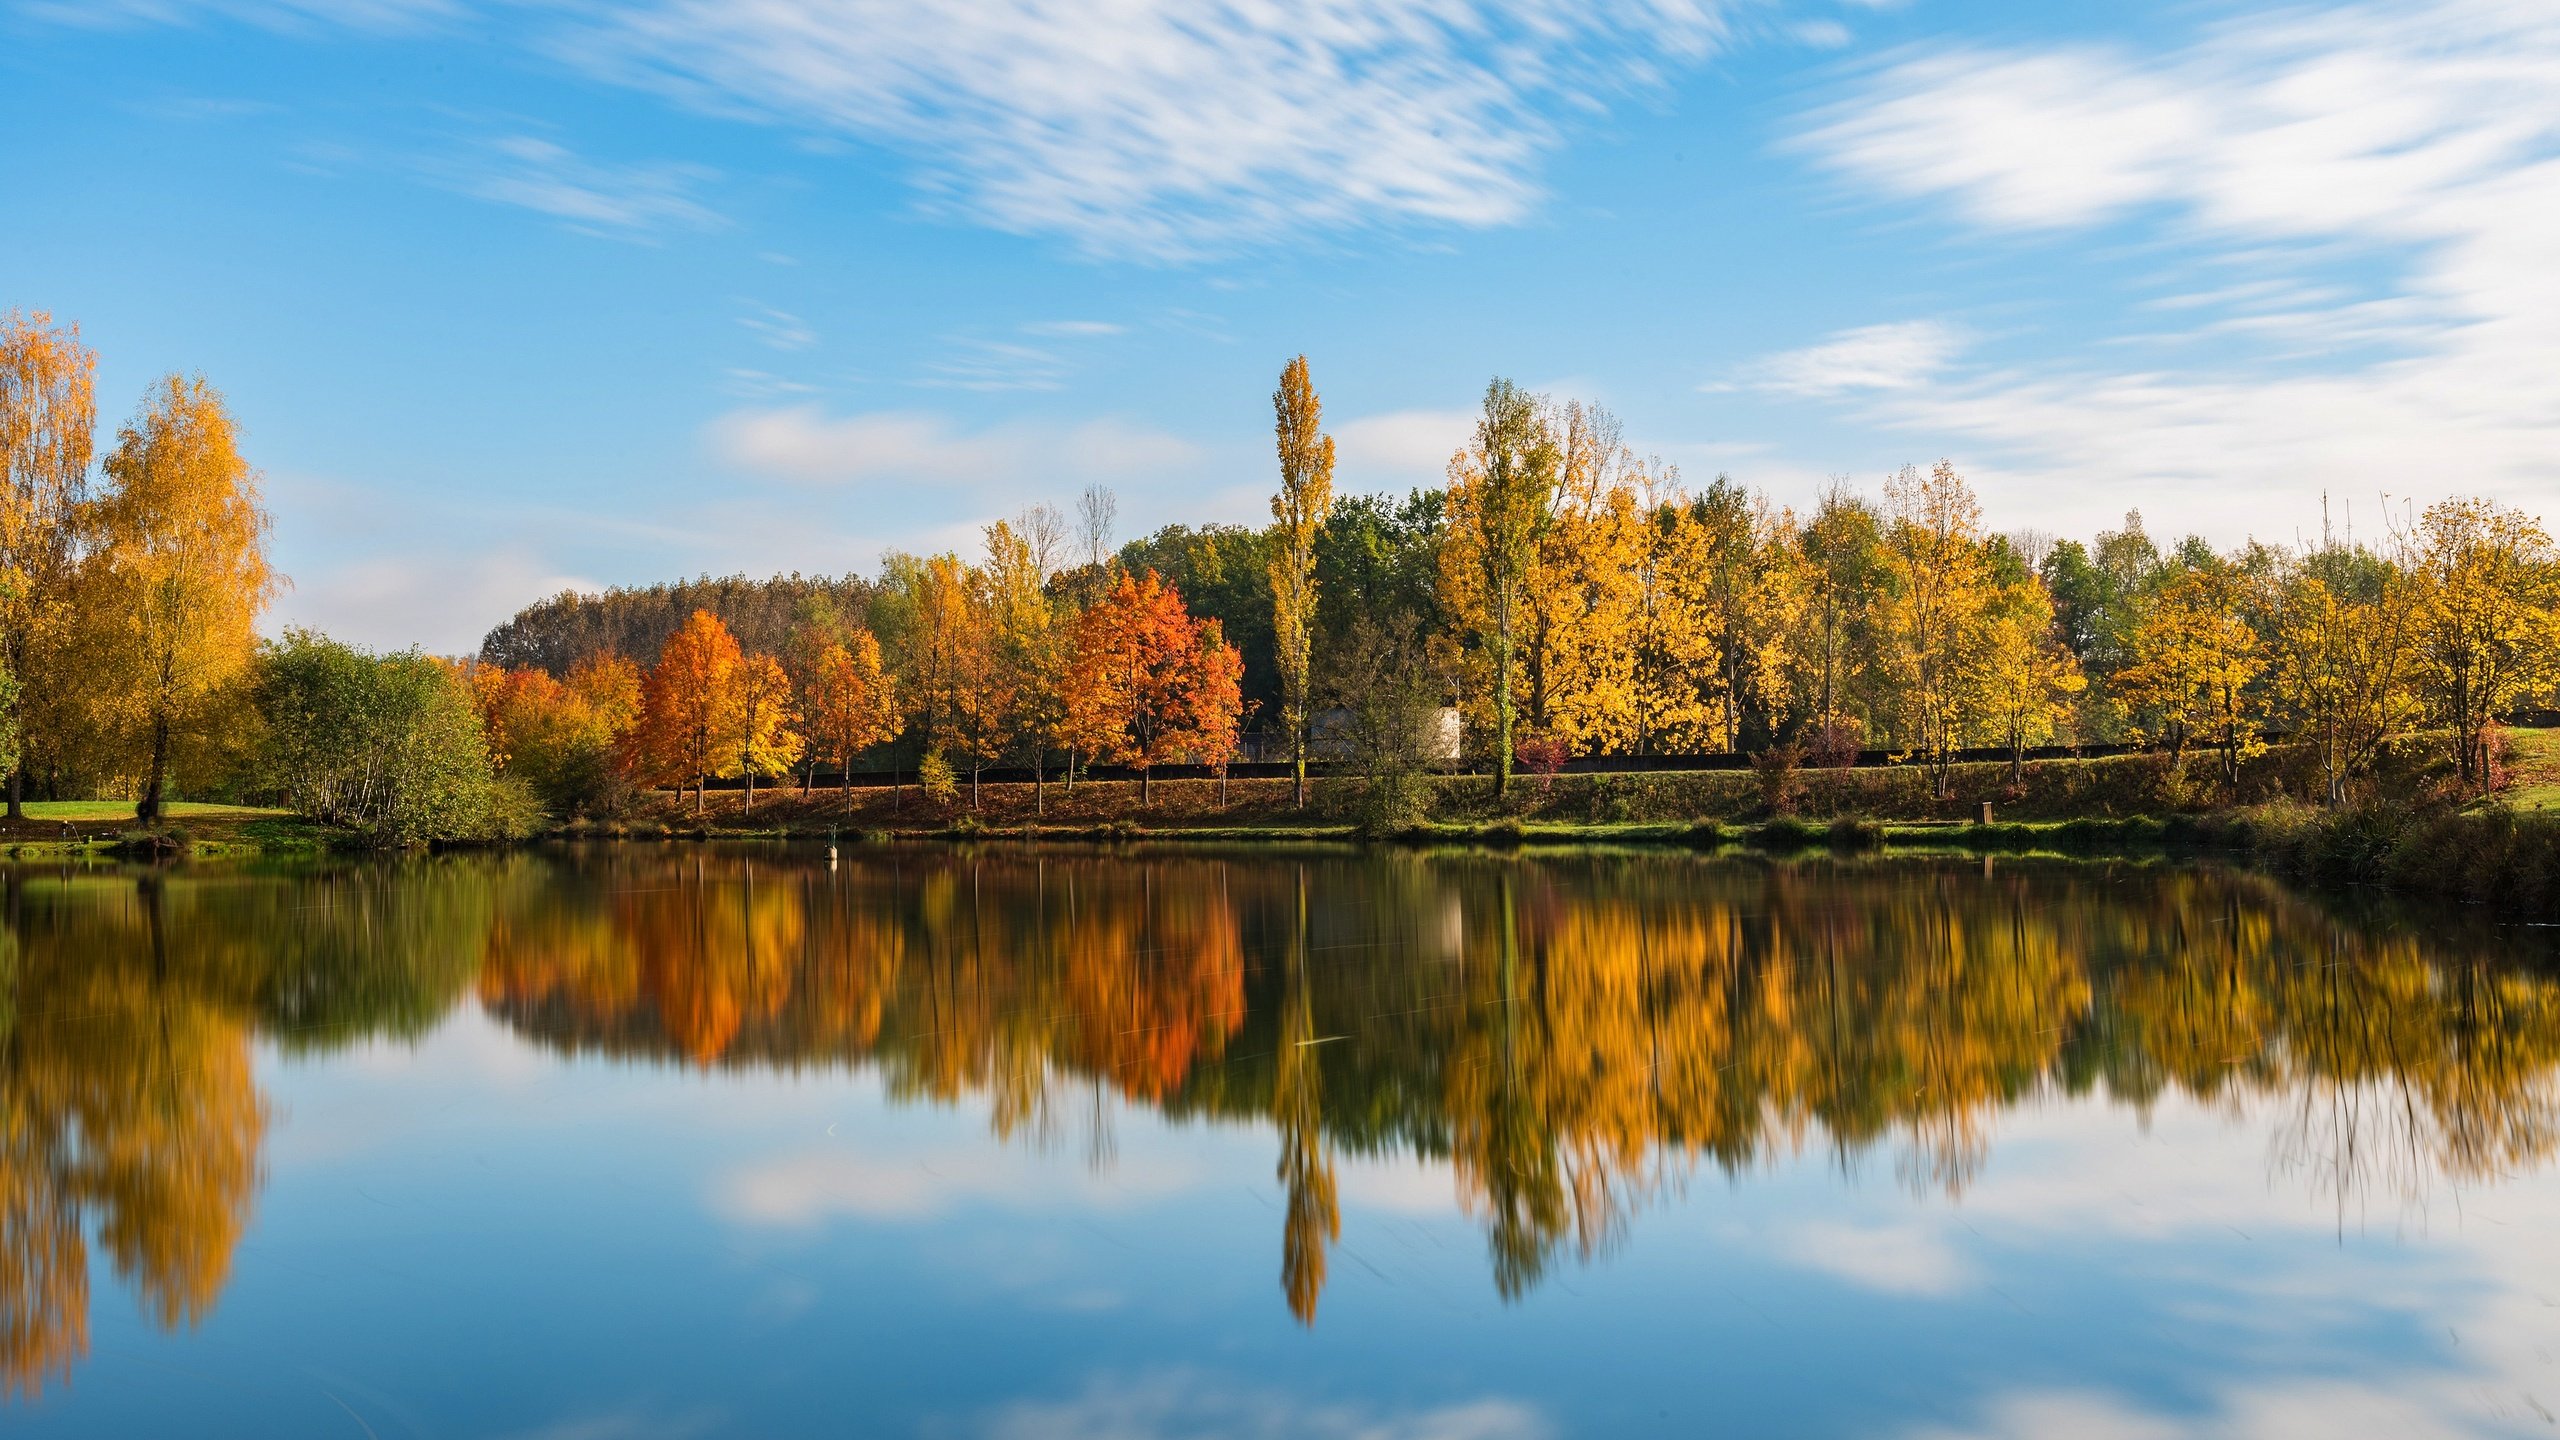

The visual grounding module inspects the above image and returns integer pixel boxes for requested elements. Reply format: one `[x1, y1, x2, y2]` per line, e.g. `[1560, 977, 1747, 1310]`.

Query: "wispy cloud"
[737, 304, 816, 351]
[556, 0, 1744, 259]
[1786, 0, 2560, 534]
[1713, 320, 1968, 397]
[430, 135, 724, 237]
[1021, 320, 1125, 338]
[705, 407, 1200, 487]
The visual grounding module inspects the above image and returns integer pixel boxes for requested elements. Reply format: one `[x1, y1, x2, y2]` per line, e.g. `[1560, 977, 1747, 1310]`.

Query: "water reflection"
[3, 847, 2557, 1401]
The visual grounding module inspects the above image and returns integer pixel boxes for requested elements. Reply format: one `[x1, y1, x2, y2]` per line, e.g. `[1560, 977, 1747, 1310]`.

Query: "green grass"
[2499, 728, 2560, 812]
[14, 800, 288, 822]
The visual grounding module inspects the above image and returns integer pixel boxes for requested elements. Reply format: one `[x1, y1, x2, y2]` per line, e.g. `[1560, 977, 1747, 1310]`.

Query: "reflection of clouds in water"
[1906, 1381, 2492, 1440]
[1771, 1220, 1972, 1297]
[711, 1143, 1205, 1226]
[980, 1370, 1552, 1440]
[1763, 1094, 2552, 1438]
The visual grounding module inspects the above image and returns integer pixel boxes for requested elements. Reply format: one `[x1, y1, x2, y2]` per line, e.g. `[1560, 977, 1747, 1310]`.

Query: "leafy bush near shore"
[248, 630, 537, 846]
[2223, 800, 2560, 913]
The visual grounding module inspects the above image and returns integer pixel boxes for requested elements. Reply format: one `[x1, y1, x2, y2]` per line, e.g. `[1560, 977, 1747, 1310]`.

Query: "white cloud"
[1716, 320, 1968, 397]
[558, 0, 1742, 258]
[434, 135, 725, 236]
[270, 542, 593, 657]
[1787, 0, 2560, 539]
[1021, 320, 1126, 338]
[979, 1371, 1553, 1440]
[705, 406, 1201, 487]
[1336, 407, 1477, 483]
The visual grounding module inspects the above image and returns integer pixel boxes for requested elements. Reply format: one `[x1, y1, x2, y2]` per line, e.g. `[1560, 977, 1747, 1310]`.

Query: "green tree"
[1269, 355, 1335, 807]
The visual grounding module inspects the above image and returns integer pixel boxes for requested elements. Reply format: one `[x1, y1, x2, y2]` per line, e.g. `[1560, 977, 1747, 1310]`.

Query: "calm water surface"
[10, 846, 2560, 1437]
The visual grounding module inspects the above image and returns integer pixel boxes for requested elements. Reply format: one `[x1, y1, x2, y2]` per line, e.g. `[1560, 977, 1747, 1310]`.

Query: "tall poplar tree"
[1268, 355, 1334, 806]
[90, 375, 275, 821]
[1446, 378, 1557, 797]
[0, 312, 95, 818]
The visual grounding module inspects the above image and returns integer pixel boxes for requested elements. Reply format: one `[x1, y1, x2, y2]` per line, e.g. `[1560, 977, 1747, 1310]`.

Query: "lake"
[7, 845, 2560, 1437]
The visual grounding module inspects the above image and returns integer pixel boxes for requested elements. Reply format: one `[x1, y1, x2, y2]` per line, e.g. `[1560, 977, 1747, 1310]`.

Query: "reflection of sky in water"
[12, 853, 2560, 1437]
[22, 1009, 2555, 1439]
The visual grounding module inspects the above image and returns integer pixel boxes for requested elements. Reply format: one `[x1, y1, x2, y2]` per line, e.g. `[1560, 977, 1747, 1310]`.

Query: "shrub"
[249, 630, 520, 846]
[918, 749, 959, 811]
[1752, 743, 1805, 817]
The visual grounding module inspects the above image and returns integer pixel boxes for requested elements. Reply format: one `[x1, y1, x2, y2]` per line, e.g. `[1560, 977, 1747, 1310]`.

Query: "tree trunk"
[1140, 768, 1150, 807]
[135, 713, 172, 822]
[744, 765, 755, 814]
[971, 764, 980, 810]
[1034, 755, 1045, 816]
[6, 764, 20, 823]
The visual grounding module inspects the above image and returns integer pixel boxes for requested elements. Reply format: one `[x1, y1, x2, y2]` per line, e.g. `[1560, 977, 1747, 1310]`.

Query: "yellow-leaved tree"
[2116, 564, 2265, 792]
[2409, 497, 2560, 791]
[722, 652, 803, 813]
[1980, 572, 2086, 783]
[1876, 462, 1996, 798]
[2262, 534, 2421, 805]
[0, 311, 95, 819]
[1268, 355, 1333, 807]
[984, 517, 1068, 809]
[88, 375, 277, 821]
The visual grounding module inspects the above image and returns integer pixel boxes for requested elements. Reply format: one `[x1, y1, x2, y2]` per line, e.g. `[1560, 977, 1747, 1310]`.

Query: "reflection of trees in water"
[0, 859, 491, 1399]
[8, 848, 2560, 1386]
[471, 849, 2560, 1322]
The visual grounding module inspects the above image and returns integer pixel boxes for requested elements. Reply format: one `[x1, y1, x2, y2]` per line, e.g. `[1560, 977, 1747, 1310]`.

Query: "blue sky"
[4, 0, 2555, 652]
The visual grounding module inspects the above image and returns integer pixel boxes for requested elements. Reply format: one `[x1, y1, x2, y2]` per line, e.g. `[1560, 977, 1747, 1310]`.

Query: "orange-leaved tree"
[628, 609, 741, 814]
[805, 630, 901, 811]
[722, 651, 803, 813]
[1063, 568, 1244, 806]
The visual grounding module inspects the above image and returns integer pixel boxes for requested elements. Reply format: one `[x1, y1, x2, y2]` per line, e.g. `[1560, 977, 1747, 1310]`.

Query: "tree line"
[479, 362, 2560, 827]
[9, 305, 2551, 836]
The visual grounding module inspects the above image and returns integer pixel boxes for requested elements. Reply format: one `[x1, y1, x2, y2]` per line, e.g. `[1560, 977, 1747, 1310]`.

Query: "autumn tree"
[804, 630, 900, 810]
[1876, 462, 1996, 798]
[2116, 564, 2265, 790]
[88, 375, 277, 821]
[1442, 378, 1558, 796]
[2263, 524, 2421, 805]
[2409, 497, 2560, 790]
[722, 651, 802, 813]
[1980, 570, 2086, 782]
[628, 609, 742, 814]
[1795, 482, 1887, 758]
[894, 552, 998, 790]
[0, 311, 94, 820]
[1269, 355, 1334, 807]
[985, 518, 1068, 809]
[1063, 569, 1244, 805]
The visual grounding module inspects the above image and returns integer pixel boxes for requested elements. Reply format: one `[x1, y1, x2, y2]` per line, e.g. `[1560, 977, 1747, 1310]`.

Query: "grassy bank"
[0, 801, 331, 858]
[27, 735, 2560, 918]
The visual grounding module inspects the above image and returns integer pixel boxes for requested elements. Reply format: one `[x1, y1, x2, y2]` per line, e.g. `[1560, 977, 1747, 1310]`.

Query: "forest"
[5, 310, 2556, 843]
